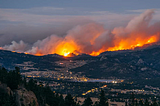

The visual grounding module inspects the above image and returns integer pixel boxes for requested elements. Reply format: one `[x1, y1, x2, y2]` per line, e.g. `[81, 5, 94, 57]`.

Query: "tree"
[32, 100, 36, 106]
[65, 94, 76, 106]
[130, 92, 135, 106]
[23, 77, 27, 87]
[152, 99, 158, 106]
[99, 90, 108, 106]
[56, 93, 59, 98]
[135, 99, 138, 106]
[6, 67, 22, 90]
[82, 97, 93, 106]
[76, 103, 80, 106]
[0, 67, 7, 83]
[125, 101, 128, 106]
[14, 67, 22, 84]
[93, 101, 99, 106]
[27, 79, 36, 91]
[144, 99, 149, 106]
[139, 99, 144, 106]
[59, 94, 65, 106]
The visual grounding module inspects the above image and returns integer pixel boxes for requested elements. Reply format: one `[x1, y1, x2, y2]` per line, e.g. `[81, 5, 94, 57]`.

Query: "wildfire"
[28, 33, 160, 57]
[7, 33, 160, 57]
[35, 53, 43, 56]
[54, 41, 79, 57]
[107, 35, 158, 52]
[52, 34, 159, 57]
[1, 9, 160, 57]
[147, 36, 157, 43]
[35, 51, 44, 56]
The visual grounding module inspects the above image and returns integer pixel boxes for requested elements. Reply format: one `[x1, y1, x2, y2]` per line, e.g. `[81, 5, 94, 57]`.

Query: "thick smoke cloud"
[3, 40, 28, 52]
[1, 9, 160, 56]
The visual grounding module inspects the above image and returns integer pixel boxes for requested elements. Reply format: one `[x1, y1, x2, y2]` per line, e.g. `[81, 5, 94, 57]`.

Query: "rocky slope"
[0, 82, 39, 106]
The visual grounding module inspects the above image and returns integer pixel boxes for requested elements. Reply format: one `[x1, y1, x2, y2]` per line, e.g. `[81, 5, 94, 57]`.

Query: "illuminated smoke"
[1, 9, 160, 56]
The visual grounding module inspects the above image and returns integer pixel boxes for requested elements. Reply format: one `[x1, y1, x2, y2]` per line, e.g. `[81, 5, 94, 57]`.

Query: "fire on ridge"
[8, 36, 158, 57]
[0, 9, 160, 57]
[37, 34, 158, 57]
[29, 10, 160, 57]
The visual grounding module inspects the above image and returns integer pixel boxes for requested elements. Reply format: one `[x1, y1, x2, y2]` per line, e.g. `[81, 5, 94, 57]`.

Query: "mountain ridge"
[0, 45, 160, 79]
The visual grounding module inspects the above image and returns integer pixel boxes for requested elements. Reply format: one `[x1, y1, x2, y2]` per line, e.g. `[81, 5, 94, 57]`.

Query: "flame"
[146, 36, 157, 43]
[64, 52, 70, 57]
[35, 51, 44, 56]
[86, 34, 159, 56]
[35, 53, 43, 56]
[108, 35, 158, 51]
[54, 41, 79, 57]
[44, 34, 159, 57]
[8, 33, 159, 57]
[7, 34, 159, 57]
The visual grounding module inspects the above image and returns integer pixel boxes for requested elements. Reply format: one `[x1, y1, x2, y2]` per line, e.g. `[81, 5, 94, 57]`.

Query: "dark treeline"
[126, 92, 160, 106]
[0, 67, 160, 106]
[0, 67, 21, 106]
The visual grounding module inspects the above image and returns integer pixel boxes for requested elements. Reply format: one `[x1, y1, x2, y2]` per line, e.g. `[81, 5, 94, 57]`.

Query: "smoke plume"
[1, 9, 160, 56]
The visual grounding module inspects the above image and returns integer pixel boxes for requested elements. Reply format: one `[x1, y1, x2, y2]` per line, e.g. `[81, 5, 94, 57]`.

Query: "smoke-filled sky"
[0, 0, 160, 56]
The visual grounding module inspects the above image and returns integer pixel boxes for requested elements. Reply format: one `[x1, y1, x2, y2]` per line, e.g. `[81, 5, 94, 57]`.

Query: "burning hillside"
[1, 9, 160, 57]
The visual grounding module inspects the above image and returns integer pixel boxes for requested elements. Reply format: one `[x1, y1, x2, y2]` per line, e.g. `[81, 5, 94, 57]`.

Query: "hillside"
[70, 47, 160, 79]
[1, 46, 160, 79]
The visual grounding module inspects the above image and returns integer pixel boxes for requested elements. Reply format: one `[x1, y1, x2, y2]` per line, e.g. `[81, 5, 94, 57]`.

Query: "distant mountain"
[1, 45, 160, 79]
[0, 50, 63, 71]
[70, 46, 160, 79]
